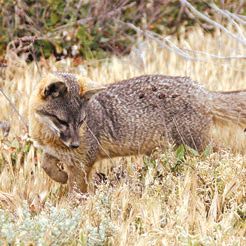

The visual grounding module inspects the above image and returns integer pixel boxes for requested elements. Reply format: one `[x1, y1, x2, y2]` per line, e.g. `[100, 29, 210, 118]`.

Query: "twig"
[7, 36, 39, 54]
[224, 10, 246, 25]
[237, 13, 246, 21]
[0, 88, 28, 132]
[182, 48, 246, 60]
[0, 121, 10, 137]
[54, 2, 135, 32]
[181, 0, 246, 46]
[31, 45, 42, 77]
[210, 3, 246, 41]
[93, 1, 135, 22]
[0, 63, 7, 68]
[117, 20, 246, 61]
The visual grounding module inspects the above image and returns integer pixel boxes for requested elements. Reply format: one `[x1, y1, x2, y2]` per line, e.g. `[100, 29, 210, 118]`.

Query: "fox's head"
[31, 72, 104, 148]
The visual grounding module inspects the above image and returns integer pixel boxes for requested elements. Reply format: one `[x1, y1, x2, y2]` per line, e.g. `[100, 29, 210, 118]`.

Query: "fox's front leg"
[65, 164, 92, 193]
[41, 153, 68, 184]
[65, 138, 99, 193]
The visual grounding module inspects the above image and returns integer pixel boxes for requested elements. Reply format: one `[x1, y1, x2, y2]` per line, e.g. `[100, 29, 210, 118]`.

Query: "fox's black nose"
[69, 142, 80, 148]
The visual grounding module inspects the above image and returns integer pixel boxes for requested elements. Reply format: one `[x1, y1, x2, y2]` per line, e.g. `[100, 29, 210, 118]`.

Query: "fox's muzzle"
[69, 140, 80, 149]
[66, 125, 80, 148]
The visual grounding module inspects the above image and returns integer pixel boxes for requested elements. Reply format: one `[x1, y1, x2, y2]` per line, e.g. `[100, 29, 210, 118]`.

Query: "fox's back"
[87, 75, 213, 155]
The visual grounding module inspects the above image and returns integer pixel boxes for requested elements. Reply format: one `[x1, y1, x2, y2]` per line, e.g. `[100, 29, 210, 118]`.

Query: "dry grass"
[0, 27, 245, 245]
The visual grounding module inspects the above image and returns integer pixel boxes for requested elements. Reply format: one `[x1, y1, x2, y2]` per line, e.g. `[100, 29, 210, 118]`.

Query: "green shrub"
[0, 0, 243, 61]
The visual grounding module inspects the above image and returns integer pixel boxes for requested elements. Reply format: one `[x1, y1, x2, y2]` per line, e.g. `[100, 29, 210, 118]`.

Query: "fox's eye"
[57, 119, 68, 126]
[52, 116, 68, 128]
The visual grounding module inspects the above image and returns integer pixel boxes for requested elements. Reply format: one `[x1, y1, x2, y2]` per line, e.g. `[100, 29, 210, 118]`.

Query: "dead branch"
[181, 0, 246, 46]
[0, 89, 28, 132]
[0, 63, 7, 68]
[7, 36, 39, 54]
[54, 1, 135, 32]
[118, 20, 246, 61]
[210, 3, 246, 41]
[224, 10, 246, 25]
[0, 120, 10, 137]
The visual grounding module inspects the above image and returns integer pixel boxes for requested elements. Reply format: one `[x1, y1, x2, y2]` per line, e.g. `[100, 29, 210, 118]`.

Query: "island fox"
[29, 72, 246, 192]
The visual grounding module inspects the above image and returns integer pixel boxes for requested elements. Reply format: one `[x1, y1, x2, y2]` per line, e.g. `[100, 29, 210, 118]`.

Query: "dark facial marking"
[37, 110, 68, 126]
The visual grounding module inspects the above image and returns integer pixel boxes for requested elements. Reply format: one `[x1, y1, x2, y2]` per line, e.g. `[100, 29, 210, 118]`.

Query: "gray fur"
[30, 74, 246, 192]
[85, 75, 213, 156]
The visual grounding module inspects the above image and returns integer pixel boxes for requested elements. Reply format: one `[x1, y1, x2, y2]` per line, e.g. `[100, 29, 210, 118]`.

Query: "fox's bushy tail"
[211, 90, 246, 128]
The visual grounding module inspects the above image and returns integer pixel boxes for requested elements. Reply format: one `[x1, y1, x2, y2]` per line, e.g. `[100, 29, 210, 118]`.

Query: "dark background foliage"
[0, 0, 245, 61]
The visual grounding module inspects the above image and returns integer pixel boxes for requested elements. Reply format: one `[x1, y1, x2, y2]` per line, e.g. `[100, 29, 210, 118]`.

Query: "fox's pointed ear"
[42, 82, 68, 99]
[77, 75, 106, 101]
[82, 88, 106, 101]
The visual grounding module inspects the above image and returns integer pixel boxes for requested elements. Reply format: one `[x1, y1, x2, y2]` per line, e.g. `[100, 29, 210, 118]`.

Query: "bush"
[0, 0, 244, 61]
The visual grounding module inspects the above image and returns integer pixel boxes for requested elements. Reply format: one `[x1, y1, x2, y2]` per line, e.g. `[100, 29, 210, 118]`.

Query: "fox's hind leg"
[41, 153, 68, 184]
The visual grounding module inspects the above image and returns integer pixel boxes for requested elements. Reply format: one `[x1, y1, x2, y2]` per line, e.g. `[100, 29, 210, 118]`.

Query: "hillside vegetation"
[0, 2, 246, 244]
[0, 25, 245, 244]
[0, 0, 245, 60]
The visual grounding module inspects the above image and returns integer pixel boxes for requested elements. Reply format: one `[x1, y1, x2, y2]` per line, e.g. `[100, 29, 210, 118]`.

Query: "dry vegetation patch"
[0, 27, 245, 244]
